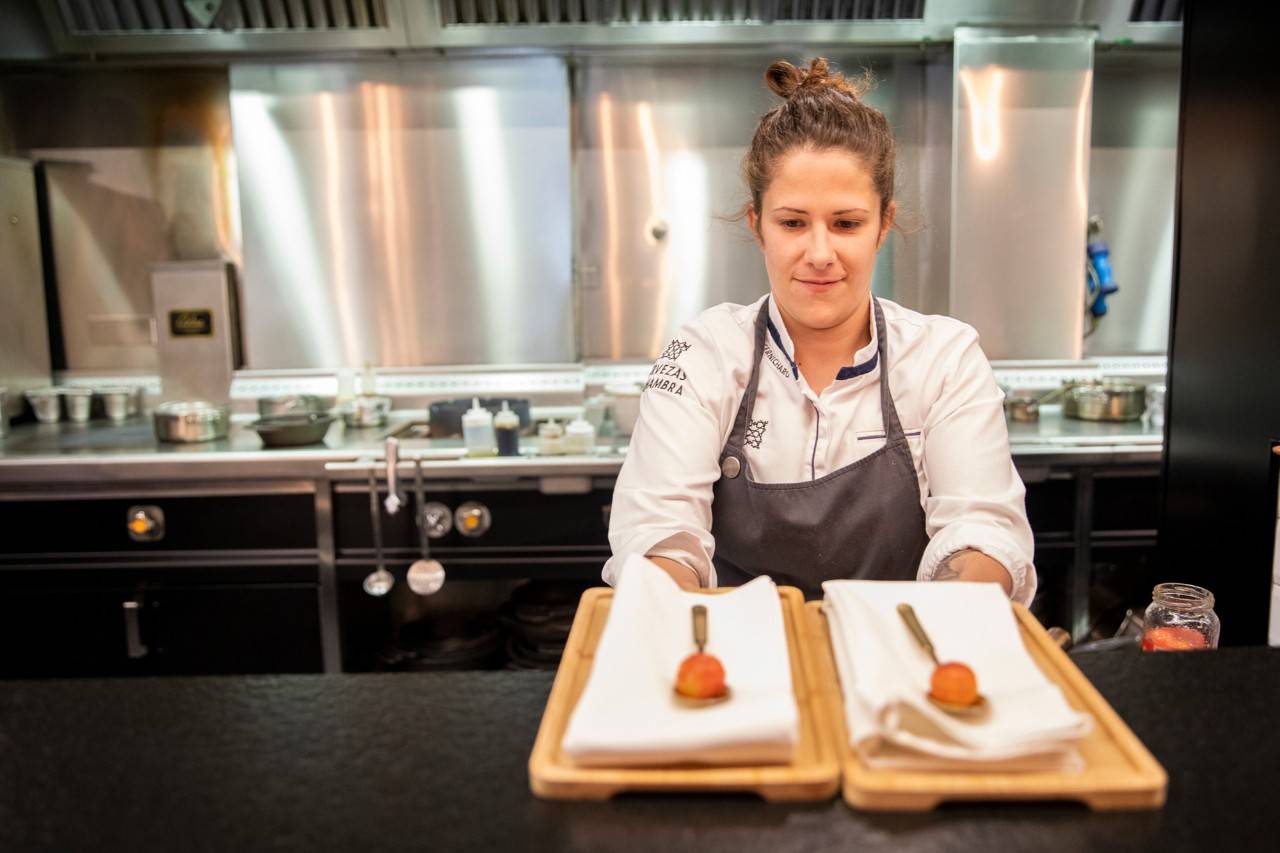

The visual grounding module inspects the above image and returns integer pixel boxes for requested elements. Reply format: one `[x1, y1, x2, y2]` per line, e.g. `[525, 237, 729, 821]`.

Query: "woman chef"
[603, 58, 1036, 604]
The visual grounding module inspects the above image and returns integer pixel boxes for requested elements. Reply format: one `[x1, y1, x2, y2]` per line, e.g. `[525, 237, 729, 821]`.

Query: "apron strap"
[724, 299, 772, 452]
[872, 298, 911, 448]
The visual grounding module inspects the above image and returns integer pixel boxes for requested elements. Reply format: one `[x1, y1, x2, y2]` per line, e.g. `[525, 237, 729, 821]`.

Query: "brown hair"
[744, 58, 896, 226]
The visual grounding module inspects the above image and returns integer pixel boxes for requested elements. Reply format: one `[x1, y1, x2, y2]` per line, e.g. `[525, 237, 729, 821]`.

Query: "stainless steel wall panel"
[0, 69, 239, 372]
[1084, 54, 1180, 356]
[890, 52, 953, 318]
[230, 58, 574, 369]
[949, 27, 1096, 360]
[574, 54, 902, 361]
[0, 158, 53, 411]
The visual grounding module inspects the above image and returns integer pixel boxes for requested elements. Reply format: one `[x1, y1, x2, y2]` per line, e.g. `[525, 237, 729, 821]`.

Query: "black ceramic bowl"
[249, 412, 334, 448]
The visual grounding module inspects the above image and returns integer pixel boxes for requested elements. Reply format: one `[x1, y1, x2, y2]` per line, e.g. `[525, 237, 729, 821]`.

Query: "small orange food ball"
[675, 653, 727, 700]
[929, 662, 979, 706]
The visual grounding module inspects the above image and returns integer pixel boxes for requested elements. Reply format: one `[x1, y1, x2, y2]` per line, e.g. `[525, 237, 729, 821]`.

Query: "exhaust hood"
[34, 0, 1179, 57]
[37, 0, 411, 53]
[438, 1, 925, 25]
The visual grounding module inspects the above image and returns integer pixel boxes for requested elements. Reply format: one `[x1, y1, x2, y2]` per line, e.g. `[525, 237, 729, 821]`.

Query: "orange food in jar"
[1141, 626, 1208, 651]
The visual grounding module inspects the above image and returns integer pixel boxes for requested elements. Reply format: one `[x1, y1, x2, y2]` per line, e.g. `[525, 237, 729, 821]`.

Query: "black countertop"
[3, 648, 1278, 853]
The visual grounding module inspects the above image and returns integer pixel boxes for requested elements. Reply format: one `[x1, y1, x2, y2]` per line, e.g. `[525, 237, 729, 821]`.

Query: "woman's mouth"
[795, 277, 844, 287]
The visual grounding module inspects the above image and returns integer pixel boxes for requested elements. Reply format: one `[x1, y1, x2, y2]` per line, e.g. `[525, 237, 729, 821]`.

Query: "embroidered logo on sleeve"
[660, 339, 692, 361]
[746, 419, 768, 449]
[643, 361, 687, 396]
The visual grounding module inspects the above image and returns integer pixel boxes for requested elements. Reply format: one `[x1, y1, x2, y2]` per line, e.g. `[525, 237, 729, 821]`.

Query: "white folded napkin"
[561, 555, 799, 767]
[822, 580, 1092, 772]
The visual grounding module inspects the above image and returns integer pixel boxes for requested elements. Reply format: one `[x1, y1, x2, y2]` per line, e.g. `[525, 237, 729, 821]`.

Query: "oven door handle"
[123, 599, 148, 659]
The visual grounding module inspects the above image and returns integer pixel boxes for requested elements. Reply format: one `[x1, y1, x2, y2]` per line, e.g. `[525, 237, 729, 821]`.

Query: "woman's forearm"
[648, 550, 1012, 595]
[647, 555, 702, 591]
[932, 549, 1013, 596]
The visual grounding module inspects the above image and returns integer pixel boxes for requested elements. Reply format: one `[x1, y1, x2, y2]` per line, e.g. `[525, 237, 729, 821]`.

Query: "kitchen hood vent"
[39, 0, 410, 53]
[1128, 0, 1182, 23]
[439, 0, 925, 26]
[36, 1, 1175, 56]
[53, 0, 390, 34]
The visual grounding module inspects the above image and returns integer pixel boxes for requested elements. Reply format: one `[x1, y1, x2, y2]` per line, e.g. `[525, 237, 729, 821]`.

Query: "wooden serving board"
[528, 586, 840, 801]
[802, 601, 1167, 812]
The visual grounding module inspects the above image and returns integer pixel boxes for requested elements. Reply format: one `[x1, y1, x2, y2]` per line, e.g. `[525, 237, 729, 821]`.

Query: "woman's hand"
[932, 549, 1013, 597]
[647, 555, 702, 591]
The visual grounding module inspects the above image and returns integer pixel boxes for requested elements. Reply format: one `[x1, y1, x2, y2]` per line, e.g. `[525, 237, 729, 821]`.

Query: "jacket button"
[721, 456, 741, 479]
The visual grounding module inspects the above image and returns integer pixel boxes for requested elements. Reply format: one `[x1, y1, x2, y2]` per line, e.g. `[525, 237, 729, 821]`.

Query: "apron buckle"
[720, 456, 742, 479]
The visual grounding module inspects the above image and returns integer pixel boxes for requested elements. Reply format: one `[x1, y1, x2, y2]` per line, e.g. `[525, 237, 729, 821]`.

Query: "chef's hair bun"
[743, 56, 896, 223]
[764, 58, 870, 101]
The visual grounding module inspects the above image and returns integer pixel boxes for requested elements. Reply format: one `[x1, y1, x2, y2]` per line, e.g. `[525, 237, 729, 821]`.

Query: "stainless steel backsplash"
[0, 69, 237, 372]
[1084, 52, 1181, 357]
[949, 27, 1097, 361]
[574, 52, 910, 360]
[229, 57, 574, 369]
[0, 47, 1179, 372]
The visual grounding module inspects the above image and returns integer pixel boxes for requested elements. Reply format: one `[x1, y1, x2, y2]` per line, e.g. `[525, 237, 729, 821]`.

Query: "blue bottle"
[1086, 215, 1120, 318]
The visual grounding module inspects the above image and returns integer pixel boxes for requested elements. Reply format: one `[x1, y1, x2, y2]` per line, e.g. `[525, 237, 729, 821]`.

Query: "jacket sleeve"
[602, 321, 736, 588]
[916, 326, 1038, 606]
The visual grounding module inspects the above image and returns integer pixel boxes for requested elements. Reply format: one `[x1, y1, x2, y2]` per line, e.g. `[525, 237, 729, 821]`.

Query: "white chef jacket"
[604, 294, 1037, 606]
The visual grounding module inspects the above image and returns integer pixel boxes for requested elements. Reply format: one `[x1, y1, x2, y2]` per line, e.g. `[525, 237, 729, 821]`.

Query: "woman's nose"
[805, 227, 835, 267]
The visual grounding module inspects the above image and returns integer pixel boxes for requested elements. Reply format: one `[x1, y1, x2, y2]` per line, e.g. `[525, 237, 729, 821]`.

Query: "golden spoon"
[896, 603, 989, 718]
[673, 604, 732, 708]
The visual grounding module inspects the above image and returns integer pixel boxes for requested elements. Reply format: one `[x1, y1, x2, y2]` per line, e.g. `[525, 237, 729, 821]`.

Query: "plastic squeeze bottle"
[564, 417, 596, 455]
[495, 401, 521, 457]
[462, 398, 497, 457]
[537, 418, 564, 456]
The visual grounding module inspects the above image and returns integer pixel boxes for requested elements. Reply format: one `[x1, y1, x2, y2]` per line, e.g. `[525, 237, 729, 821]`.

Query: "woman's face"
[749, 146, 895, 336]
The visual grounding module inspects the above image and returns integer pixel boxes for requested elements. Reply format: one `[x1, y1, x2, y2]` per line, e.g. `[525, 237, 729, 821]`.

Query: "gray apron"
[710, 297, 929, 598]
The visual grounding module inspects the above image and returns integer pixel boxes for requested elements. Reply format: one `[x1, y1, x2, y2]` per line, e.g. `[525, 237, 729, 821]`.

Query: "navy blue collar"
[835, 351, 879, 380]
[765, 304, 879, 383]
[766, 317, 799, 380]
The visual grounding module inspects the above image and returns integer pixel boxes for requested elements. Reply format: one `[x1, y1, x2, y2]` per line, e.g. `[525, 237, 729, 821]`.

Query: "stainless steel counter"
[1006, 406, 1163, 471]
[0, 407, 1161, 485]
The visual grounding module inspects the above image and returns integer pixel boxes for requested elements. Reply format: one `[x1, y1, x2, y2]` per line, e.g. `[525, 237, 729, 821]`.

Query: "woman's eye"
[779, 219, 803, 229]
[835, 220, 862, 230]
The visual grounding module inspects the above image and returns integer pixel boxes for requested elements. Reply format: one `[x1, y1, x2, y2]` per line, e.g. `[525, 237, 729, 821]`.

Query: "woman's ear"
[747, 205, 764, 248]
[877, 201, 897, 250]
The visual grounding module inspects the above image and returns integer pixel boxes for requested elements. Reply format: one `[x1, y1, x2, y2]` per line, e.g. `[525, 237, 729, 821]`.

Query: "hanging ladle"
[896, 603, 989, 718]
[405, 457, 446, 596]
[362, 466, 394, 597]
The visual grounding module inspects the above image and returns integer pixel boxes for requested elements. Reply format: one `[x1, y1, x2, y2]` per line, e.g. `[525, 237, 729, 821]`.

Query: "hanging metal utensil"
[383, 436, 404, 515]
[406, 457, 446, 596]
[363, 466, 394, 597]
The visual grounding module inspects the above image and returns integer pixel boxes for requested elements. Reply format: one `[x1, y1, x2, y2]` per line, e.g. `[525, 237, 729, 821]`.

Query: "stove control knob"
[126, 505, 165, 542]
[421, 502, 453, 540]
[454, 502, 491, 538]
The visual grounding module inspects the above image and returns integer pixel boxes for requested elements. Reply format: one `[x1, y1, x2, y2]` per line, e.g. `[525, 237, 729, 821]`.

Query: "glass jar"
[1141, 583, 1220, 651]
